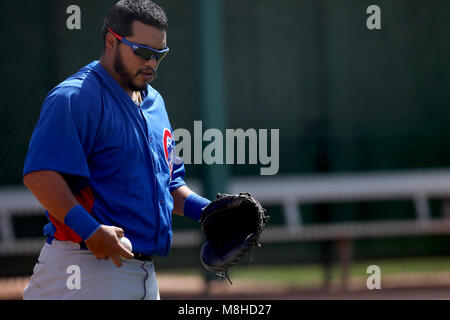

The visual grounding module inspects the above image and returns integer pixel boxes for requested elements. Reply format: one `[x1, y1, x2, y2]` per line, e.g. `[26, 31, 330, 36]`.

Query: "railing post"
[283, 198, 301, 233]
[337, 238, 352, 292]
[413, 194, 431, 223]
[0, 210, 14, 243]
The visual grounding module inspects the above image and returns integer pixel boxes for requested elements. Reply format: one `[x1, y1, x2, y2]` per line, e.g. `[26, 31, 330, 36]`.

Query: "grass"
[157, 256, 450, 287]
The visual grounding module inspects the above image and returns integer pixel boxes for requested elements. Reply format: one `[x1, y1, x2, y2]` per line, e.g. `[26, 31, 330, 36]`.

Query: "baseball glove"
[200, 192, 269, 283]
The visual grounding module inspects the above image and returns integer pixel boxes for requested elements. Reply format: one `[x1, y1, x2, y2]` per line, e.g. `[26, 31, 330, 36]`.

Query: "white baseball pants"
[23, 239, 160, 300]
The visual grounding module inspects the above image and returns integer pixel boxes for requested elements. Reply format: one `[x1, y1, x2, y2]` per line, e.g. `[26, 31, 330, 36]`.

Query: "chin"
[129, 81, 148, 92]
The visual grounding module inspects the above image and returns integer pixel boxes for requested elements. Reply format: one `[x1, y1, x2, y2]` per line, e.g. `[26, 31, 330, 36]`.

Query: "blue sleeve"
[23, 86, 101, 188]
[155, 91, 186, 193]
[169, 144, 186, 193]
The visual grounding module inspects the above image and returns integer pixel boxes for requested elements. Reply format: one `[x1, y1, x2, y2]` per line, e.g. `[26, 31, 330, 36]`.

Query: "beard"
[113, 49, 156, 92]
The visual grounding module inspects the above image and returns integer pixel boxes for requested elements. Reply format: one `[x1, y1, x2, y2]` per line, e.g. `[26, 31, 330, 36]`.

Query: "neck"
[99, 55, 134, 98]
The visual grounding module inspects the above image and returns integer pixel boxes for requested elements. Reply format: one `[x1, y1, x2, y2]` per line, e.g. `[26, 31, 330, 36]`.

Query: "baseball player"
[22, 0, 210, 300]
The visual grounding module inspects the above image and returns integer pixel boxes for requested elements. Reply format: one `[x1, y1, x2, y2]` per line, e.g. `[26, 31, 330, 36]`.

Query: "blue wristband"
[183, 193, 211, 221]
[64, 205, 101, 240]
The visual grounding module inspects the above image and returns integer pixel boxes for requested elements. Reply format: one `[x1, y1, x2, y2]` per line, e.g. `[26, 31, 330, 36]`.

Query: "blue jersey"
[23, 61, 186, 257]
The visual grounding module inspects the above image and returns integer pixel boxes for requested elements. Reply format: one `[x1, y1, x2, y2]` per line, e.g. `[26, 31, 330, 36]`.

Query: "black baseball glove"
[200, 192, 269, 283]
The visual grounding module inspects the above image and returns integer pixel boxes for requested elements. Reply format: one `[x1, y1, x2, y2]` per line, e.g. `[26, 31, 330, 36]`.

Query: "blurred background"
[1, 0, 450, 299]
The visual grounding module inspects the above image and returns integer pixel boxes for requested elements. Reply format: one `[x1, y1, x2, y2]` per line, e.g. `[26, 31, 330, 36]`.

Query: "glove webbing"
[213, 235, 263, 285]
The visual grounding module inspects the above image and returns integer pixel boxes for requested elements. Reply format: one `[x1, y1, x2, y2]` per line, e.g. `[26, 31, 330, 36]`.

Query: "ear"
[105, 32, 118, 53]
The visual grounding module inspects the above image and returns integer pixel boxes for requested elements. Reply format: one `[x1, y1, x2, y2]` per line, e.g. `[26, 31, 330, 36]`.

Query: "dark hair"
[102, 0, 168, 47]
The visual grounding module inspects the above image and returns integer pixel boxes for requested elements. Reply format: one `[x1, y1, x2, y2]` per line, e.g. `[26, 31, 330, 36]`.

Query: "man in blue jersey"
[22, 0, 210, 300]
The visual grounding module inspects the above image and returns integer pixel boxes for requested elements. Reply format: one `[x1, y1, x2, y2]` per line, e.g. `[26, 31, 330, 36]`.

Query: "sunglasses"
[108, 27, 169, 62]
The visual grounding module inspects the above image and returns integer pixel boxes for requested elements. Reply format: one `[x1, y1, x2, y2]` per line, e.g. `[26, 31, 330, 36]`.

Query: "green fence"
[2, 0, 450, 184]
[1, 0, 450, 272]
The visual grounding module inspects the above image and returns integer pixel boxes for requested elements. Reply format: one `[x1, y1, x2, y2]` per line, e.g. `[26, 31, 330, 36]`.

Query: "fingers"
[85, 225, 133, 267]
[117, 242, 134, 260]
[108, 237, 134, 267]
[109, 252, 123, 268]
[113, 227, 124, 238]
[93, 246, 132, 268]
[92, 253, 109, 260]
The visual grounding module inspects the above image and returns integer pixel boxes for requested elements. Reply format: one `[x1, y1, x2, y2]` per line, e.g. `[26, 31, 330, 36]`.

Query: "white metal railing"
[2, 168, 450, 255]
[230, 169, 450, 226]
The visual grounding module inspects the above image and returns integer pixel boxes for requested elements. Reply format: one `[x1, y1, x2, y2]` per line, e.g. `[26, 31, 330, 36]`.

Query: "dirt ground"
[2, 274, 450, 300]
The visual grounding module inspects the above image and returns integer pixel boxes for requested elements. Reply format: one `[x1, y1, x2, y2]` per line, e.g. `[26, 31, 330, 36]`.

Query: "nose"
[144, 57, 158, 70]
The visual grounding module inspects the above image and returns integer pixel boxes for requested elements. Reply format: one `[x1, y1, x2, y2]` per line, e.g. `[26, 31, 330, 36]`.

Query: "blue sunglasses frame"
[108, 27, 169, 61]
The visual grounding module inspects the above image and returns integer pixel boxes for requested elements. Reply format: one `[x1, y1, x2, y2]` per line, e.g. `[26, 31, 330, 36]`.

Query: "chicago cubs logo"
[163, 128, 174, 177]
